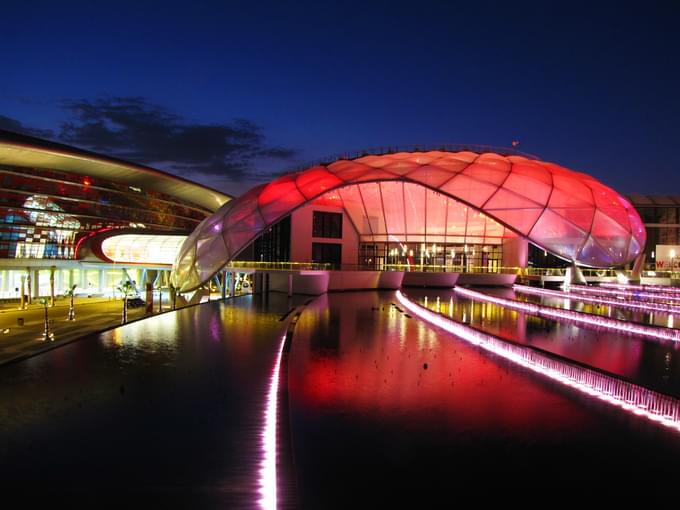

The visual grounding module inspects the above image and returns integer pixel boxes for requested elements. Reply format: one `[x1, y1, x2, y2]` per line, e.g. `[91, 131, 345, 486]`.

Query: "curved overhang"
[75, 228, 187, 265]
[171, 150, 646, 292]
[101, 234, 186, 265]
[0, 129, 230, 213]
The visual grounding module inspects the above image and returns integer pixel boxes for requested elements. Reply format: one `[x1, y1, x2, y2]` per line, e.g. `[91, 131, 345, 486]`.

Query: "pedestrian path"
[0, 296, 160, 365]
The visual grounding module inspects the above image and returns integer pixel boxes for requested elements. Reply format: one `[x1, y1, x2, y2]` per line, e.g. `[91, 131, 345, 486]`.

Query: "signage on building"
[655, 245, 680, 271]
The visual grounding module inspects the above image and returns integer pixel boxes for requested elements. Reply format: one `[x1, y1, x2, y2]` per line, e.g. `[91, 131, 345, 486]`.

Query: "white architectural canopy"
[172, 150, 646, 292]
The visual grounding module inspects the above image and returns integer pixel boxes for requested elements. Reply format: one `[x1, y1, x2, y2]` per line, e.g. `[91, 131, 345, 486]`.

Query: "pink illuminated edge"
[470, 286, 680, 342]
[514, 284, 680, 316]
[602, 282, 680, 294]
[396, 290, 680, 434]
[569, 284, 680, 304]
[260, 333, 286, 509]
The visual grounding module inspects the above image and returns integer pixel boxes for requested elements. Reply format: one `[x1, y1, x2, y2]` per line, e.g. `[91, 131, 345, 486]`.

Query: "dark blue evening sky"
[2, 1, 679, 195]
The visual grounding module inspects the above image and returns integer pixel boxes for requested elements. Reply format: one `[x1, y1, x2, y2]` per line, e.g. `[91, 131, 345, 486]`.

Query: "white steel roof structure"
[172, 150, 646, 292]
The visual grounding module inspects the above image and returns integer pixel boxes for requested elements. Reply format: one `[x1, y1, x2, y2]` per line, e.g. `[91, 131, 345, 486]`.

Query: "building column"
[80, 268, 87, 290]
[98, 269, 106, 294]
[20, 275, 26, 309]
[229, 271, 236, 297]
[32, 268, 40, 300]
[50, 266, 56, 306]
[140, 269, 147, 287]
[221, 271, 227, 299]
[1, 270, 8, 295]
[26, 268, 32, 304]
[145, 282, 153, 313]
[56, 269, 63, 296]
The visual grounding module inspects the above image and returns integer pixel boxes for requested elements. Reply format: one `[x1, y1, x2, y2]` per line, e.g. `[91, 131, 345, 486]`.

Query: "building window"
[312, 242, 342, 266]
[253, 216, 291, 262]
[312, 211, 342, 239]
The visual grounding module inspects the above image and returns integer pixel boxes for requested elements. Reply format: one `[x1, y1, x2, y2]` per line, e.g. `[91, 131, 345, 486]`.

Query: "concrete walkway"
[0, 296, 169, 365]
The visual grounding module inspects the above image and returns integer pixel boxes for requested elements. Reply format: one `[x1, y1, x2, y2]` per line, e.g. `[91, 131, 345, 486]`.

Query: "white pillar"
[80, 268, 87, 289]
[56, 268, 64, 295]
[32, 269, 40, 298]
[98, 269, 106, 294]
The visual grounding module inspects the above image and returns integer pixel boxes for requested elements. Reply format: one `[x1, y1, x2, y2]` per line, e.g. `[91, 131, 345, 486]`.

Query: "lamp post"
[40, 298, 54, 342]
[66, 284, 76, 321]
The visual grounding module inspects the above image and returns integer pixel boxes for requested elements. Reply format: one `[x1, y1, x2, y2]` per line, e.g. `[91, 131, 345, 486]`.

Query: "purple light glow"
[467, 286, 680, 341]
[570, 284, 680, 305]
[602, 282, 680, 295]
[260, 333, 285, 510]
[514, 284, 680, 315]
[396, 290, 680, 433]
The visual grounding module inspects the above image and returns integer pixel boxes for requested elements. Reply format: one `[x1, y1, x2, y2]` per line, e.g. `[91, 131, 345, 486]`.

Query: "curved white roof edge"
[0, 130, 230, 212]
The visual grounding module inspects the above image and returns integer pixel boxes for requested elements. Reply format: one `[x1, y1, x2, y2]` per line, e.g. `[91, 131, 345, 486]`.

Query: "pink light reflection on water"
[397, 291, 680, 434]
[259, 333, 286, 510]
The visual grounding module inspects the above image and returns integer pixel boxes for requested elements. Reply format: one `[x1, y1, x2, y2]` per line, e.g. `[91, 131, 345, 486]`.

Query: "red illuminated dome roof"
[171, 149, 646, 292]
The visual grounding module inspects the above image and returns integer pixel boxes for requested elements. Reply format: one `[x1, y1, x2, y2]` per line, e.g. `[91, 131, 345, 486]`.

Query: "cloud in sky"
[1, 96, 296, 183]
[0, 115, 55, 139]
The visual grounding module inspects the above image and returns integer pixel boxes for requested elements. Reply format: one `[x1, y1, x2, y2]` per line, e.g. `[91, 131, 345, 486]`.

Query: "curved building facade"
[0, 129, 229, 298]
[172, 149, 646, 292]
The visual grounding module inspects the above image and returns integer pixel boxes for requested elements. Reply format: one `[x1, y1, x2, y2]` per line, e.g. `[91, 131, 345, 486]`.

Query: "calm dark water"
[2, 290, 680, 508]
[409, 288, 680, 398]
[288, 292, 680, 508]
[0, 293, 302, 507]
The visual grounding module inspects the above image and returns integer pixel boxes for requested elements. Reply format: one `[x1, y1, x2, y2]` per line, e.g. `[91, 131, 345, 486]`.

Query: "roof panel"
[295, 167, 343, 199]
[258, 178, 305, 224]
[404, 165, 457, 188]
[462, 162, 509, 186]
[440, 174, 498, 207]
[530, 209, 587, 261]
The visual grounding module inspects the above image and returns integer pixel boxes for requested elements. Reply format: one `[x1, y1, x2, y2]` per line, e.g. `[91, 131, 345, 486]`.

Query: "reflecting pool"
[1, 290, 679, 508]
[0, 293, 303, 508]
[409, 288, 680, 397]
[288, 291, 680, 508]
